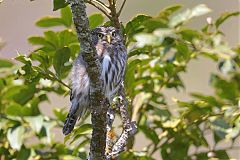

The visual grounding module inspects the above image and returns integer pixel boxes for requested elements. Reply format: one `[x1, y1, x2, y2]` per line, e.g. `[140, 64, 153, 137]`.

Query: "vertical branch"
[68, 0, 133, 159]
[86, 0, 125, 29]
[107, 0, 121, 29]
[68, 0, 107, 160]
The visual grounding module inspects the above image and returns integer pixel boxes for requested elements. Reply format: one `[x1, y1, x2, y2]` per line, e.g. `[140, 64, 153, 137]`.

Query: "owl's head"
[91, 26, 123, 46]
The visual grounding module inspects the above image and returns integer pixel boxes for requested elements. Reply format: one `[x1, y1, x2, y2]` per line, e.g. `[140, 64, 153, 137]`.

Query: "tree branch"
[85, 0, 111, 19]
[117, 0, 126, 16]
[68, 0, 133, 159]
[107, 0, 121, 28]
[92, 0, 109, 8]
[107, 84, 137, 159]
[68, 0, 107, 159]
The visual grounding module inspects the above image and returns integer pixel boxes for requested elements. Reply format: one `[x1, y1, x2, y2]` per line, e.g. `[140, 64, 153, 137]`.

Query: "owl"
[63, 26, 127, 135]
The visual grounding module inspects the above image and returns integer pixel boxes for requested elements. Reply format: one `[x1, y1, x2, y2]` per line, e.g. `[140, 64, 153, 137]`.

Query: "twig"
[117, 0, 126, 16]
[107, 84, 137, 159]
[41, 69, 71, 90]
[107, 0, 121, 28]
[68, 0, 107, 160]
[107, 0, 113, 5]
[92, 0, 109, 8]
[85, 0, 111, 19]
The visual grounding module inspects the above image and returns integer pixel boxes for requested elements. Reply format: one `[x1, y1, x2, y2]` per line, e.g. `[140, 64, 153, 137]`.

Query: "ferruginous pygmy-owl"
[63, 26, 127, 135]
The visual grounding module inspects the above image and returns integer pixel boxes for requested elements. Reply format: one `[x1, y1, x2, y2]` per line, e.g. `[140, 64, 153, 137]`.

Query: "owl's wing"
[111, 48, 127, 97]
[63, 54, 90, 135]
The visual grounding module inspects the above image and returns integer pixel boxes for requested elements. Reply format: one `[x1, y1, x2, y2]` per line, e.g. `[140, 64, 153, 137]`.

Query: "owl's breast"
[95, 44, 105, 57]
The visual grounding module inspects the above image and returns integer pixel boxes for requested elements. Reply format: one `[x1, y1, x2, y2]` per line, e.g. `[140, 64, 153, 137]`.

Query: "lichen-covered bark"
[106, 85, 137, 159]
[68, 1, 136, 159]
[68, 0, 107, 159]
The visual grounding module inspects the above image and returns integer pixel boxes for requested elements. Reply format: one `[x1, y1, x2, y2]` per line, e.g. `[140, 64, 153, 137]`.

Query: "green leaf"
[15, 54, 32, 65]
[210, 74, 239, 101]
[53, 108, 67, 122]
[36, 17, 64, 27]
[44, 31, 59, 48]
[170, 4, 211, 27]
[89, 13, 104, 29]
[158, 4, 182, 18]
[24, 115, 44, 133]
[28, 36, 55, 49]
[161, 136, 189, 159]
[0, 59, 14, 68]
[69, 43, 80, 58]
[215, 11, 240, 28]
[134, 33, 161, 47]
[6, 103, 31, 116]
[12, 84, 36, 105]
[64, 124, 92, 144]
[53, 47, 71, 78]
[186, 125, 208, 147]
[61, 6, 72, 27]
[195, 152, 208, 160]
[3, 83, 37, 106]
[191, 4, 212, 17]
[155, 28, 174, 36]
[215, 150, 229, 159]
[179, 29, 202, 41]
[211, 118, 230, 143]
[191, 93, 221, 107]
[70, 124, 92, 144]
[73, 123, 92, 135]
[30, 50, 50, 68]
[17, 145, 31, 160]
[72, 139, 89, 156]
[139, 125, 159, 145]
[42, 121, 56, 143]
[218, 59, 236, 74]
[53, 0, 69, 11]
[162, 119, 180, 128]
[125, 59, 142, 95]
[7, 126, 25, 150]
[58, 30, 78, 47]
[28, 36, 45, 45]
[125, 14, 151, 40]
[0, 146, 10, 156]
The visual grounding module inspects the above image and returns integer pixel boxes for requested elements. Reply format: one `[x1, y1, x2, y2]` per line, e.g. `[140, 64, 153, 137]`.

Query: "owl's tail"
[62, 113, 78, 135]
[62, 95, 88, 135]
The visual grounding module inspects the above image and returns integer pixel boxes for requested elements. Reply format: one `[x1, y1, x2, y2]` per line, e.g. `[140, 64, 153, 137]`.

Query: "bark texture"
[68, 0, 107, 159]
[106, 84, 137, 159]
[68, 1, 137, 159]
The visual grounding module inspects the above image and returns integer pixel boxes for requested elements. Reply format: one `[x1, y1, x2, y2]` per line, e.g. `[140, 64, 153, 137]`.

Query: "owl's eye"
[97, 33, 104, 39]
[111, 31, 116, 37]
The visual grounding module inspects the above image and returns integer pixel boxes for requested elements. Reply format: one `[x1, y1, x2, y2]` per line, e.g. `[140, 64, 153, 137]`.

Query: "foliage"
[0, 1, 240, 160]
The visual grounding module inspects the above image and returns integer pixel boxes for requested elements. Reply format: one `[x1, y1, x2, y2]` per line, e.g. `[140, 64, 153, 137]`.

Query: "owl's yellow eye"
[111, 31, 116, 37]
[97, 33, 104, 39]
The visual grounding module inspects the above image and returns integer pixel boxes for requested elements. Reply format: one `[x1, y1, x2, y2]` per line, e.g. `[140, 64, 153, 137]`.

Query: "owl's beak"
[106, 34, 112, 44]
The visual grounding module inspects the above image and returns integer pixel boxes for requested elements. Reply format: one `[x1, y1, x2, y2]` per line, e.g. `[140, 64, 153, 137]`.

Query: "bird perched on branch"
[63, 26, 127, 135]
